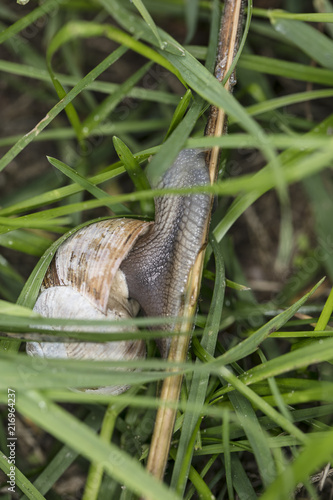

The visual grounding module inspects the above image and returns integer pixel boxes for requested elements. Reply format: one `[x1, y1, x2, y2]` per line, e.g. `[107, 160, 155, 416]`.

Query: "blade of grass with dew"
[206, 404, 333, 440]
[171, 236, 225, 494]
[213, 113, 333, 243]
[227, 389, 277, 488]
[0, 352, 179, 392]
[0, 120, 167, 148]
[194, 435, 301, 456]
[0, 59, 179, 104]
[253, 8, 333, 22]
[207, 278, 324, 368]
[0, 47, 130, 174]
[0, 164, 127, 217]
[314, 0, 333, 37]
[0, 230, 52, 256]
[83, 391, 139, 500]
[131, 0, 164, 49]
[229, 454, 258, 500]
[46, 156, 131, 215]
[271, 18, 333, 70]
[169, 448, 215, 500]
[0, 254, 24, 287]
[146, 97, 204, 187]
[214, 366, 333, 402]
[82, 61, 154, 137]
[16, 390, 182, 500]
[258, 350, 293, 424]
[269, 331, 333, 338]
[215, 368, 308, 445]
[257, 385, 333, 407]
[3, 139, 333, 240]
[230, 337, 333, 389]
[314, 287, 333, 332]
[248, 377, 333, 397]
[2, 126, 332, 222]
[0, 216, 70, 231]
[239, 54, 333, 85]
[0, 300, 40, 317]
[0, 451, 46, 500]
[184, 0, 200, 44]
[100, 0, 280, 178]
[239, 88, 333, 120]
[46, 26, 85, 144]
[186, 134, 331, 150]
[303, 174, 333, 282]
[20, 408, 105, 500]
[0, 0, 67, 45]
[112, 137, 153, 214]
[164, 89, 193, 140]
[222, 410, 234, 500]
[0, 220, 67, 236]
[194, 341, 304, 471]
[260, 427, 333, 500]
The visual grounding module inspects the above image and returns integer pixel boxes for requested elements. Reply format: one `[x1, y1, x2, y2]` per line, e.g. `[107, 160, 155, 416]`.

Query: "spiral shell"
[26, 218, 151, 395]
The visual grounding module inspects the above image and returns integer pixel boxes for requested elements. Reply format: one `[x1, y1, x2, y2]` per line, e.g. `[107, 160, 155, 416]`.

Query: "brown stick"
[206, 0, 245, 181]
[145, 0, 245, 491]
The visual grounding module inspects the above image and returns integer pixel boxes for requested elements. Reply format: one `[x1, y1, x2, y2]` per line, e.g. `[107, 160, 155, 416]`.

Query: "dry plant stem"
[144, 0, 245, 489]
[145, 259, 206, 482]
[206, 0, 244, 180]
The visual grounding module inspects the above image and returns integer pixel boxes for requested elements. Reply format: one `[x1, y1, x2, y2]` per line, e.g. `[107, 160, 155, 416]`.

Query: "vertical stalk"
[205, 0, 245, 181]
[145, 0, 245, 492]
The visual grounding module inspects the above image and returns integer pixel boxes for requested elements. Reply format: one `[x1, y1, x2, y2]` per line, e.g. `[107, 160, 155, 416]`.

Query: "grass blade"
[211, 278, 324, 367]
[47, 156, 131, 215]
[16, 390, 181, 500]
[0, 48, 128, 174]
[272, 18, 333, 70]
[171, 236, 225, 494]
[0, 451, 46, 499]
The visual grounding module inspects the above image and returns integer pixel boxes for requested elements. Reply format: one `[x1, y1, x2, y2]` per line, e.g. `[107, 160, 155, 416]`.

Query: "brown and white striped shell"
[26, 149, 211, 394]
[26, 218, 151, 395]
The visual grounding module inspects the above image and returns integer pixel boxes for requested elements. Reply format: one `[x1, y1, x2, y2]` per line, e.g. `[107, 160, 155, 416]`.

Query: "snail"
[26, 148, 211, 394]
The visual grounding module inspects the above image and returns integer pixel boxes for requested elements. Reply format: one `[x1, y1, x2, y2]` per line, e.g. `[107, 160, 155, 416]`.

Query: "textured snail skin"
[121, 149, 211, 357]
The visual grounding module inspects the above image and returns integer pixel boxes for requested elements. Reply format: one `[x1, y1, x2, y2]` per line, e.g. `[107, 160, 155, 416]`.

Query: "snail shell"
[27, 219, 150, 395]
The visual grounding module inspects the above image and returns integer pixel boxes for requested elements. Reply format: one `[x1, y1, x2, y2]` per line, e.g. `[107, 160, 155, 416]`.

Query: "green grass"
[1, 0, 333, 499]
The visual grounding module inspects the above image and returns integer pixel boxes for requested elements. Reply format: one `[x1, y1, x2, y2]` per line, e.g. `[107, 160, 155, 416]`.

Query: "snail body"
[26, 149, 210, 393]
[121, 149, 211, 355]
